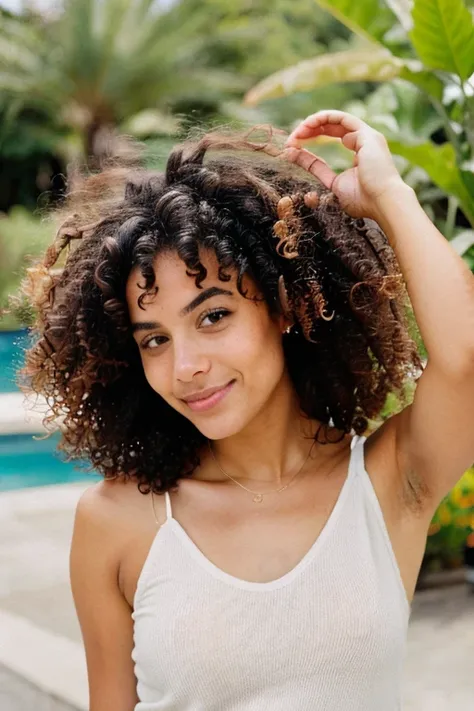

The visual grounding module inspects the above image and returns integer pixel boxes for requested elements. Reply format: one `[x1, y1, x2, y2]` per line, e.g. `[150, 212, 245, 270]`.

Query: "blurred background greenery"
[1, 0, 473, 578]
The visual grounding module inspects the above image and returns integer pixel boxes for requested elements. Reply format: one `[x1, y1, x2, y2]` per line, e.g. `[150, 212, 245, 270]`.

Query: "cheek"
[136, 315, 285, 397]
[232, 318, 286, 384]
[139, 354, 170, 398]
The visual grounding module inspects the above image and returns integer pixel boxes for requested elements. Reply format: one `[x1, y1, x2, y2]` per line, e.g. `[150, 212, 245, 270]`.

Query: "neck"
[198, 374, 340, 487]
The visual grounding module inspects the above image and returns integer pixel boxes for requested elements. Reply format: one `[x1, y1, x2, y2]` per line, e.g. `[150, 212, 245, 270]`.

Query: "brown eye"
[199, 309, 231, 327]
[141, 335, 168, 350]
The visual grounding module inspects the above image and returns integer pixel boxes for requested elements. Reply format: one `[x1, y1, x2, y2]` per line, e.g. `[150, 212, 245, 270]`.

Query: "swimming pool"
[0, 329, 102, 491]
[0, 329, 29, 393]
[0, 431, 101, 491]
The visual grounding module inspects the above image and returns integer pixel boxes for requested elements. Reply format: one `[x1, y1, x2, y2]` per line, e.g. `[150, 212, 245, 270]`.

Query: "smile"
[182, 380, 235, 412]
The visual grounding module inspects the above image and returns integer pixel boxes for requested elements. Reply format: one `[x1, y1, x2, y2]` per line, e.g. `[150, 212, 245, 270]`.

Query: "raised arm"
[284, 110, 474, 509]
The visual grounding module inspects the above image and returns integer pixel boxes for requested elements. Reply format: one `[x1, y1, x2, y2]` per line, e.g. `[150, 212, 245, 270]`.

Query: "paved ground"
[0, 481, 473, 710]
[404, 584, 474, 710]
[0, 664, 77, 711]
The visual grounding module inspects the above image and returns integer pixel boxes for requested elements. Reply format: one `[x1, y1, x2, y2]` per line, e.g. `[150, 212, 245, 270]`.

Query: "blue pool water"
[1, 329, 101, 490]
[0, 329, 29, 393]
[0, 432, 101, 491]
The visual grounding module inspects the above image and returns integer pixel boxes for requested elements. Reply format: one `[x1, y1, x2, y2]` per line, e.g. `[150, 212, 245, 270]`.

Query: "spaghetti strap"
[350, 434, 367, 477]
[150, 490, 173, 525]
[350, 433, 360, 451]
[164, 490, 173, 520]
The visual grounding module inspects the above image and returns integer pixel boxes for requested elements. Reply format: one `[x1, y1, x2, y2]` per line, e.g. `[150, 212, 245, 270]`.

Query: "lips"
[180, 380, 235, 412]
[181, 383, 231, 403]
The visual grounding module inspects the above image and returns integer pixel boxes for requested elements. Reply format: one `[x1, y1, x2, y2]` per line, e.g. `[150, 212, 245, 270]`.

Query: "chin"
[186, 407, 254, 441]
[192, 417, 248, 442]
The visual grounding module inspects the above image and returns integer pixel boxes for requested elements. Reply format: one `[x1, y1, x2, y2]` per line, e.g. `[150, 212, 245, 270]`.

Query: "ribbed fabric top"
[131, 435, 411, 711]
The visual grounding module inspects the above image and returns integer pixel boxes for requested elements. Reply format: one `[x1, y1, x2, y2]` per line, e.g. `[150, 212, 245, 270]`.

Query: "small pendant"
[253, 493, 264, 503]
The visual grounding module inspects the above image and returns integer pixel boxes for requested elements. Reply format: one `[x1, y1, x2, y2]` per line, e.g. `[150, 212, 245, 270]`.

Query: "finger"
[282, 147, 337, 190]
[287, 126, 347, 145]
[287, 110, 367, 144]
[341, 129, 369, 153]
[289, 126, 365, 153]
[295, 110, 366, 132]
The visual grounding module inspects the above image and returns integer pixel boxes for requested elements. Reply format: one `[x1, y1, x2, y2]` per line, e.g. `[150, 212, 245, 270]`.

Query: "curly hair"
[16, 126, 424, 495]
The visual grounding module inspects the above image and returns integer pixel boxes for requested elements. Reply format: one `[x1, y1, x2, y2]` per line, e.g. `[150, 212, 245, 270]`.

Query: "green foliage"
[0, 100, 67, 212]
[0, 0, 246, 164]
[244, 49, 405, 105]
[424, 468, 474, 569]
[313, 0, 396, 43]
[387, 140, 474, 225]
[0, 0, 366, 200]
[246, 0, 474, 236]
[410, 0, 474, 80]
[0, 207, 54, 330]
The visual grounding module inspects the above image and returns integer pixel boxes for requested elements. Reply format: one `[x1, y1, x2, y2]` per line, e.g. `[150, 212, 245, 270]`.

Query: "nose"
[173, 338, 211, 383]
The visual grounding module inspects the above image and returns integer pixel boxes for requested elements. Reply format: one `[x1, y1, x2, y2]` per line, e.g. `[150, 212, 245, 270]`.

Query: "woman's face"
[126, 249, 289, 440]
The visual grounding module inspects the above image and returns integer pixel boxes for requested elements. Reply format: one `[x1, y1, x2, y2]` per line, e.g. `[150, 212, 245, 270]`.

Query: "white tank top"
[131, 434, 411, 710]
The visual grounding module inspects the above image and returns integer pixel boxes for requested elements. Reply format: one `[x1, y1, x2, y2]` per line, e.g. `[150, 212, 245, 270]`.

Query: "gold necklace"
[207, 440, 315, 503]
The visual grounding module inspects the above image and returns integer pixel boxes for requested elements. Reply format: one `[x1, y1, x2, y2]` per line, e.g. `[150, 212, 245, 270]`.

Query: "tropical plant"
[0, 0, 248, 167]
[0, 0, 373, 205]
[424, 467, 474, 570]
[0, 207, 54, 329]
[244, 0, 474, 260]
[0, 95, 67, 213]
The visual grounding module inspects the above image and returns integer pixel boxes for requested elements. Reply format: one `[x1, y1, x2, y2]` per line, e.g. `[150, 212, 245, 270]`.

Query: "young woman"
[19, 110, 474, 710]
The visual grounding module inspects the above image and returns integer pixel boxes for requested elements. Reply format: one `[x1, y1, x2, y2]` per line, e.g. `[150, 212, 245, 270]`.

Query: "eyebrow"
[131, 286, 234, 333]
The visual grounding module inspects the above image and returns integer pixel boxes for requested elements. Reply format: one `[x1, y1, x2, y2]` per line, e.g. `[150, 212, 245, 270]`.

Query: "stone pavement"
[0, 663, 77, 711]
[0, 481, 473, 710]
[403, 584, 474, 710]
[0, 391, 47, 435]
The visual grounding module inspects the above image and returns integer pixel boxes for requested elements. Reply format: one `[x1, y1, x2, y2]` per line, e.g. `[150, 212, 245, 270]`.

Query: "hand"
[283, 110, 408, 221]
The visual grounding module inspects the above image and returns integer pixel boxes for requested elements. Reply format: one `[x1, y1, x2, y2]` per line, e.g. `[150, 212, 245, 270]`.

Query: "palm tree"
[0, 0, 247, 167]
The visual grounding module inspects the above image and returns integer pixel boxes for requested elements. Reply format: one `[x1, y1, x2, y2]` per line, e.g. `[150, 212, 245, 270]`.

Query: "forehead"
[125, 249, 236, 315]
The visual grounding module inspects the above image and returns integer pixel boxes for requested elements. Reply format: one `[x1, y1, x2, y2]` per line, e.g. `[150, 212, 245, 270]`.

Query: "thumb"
[341, 130, 363, 153]
[330, 169, 357, 202]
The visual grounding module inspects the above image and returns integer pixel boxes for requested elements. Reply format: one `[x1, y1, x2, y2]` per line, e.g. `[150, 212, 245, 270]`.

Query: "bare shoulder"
[75, 479, 128, 538]
[75, 477, 170, 607]
[77, 475, 158, 522]
[72, 480, 126, 573]
[73, 478, 151, 568]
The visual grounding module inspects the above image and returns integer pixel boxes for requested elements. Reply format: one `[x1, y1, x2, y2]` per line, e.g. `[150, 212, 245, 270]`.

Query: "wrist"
[371, 181, 418, 229]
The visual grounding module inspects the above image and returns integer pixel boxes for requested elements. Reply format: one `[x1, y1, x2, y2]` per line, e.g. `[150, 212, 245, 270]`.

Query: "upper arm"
[393, 359, 474, 510]
[70, 484, 139, 711]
